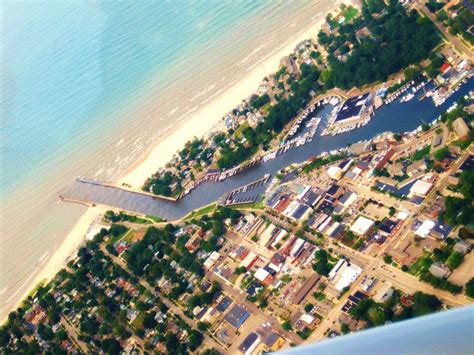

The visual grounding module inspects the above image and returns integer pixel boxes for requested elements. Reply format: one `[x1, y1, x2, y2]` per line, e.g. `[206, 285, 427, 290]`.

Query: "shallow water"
[0, 0, 338, 319]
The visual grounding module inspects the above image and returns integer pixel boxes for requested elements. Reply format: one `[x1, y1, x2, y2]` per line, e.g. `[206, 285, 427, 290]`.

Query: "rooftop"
[224, 304, 250, 329]
[335, 93, 371, 122]
[350, 216, 375, 236]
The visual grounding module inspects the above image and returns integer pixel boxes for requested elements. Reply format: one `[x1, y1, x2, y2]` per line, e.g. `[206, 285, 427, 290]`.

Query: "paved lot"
[449, 252, 474, 287]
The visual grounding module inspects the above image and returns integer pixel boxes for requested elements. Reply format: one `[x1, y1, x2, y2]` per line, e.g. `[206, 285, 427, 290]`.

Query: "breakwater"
[63, 77, 473, 220]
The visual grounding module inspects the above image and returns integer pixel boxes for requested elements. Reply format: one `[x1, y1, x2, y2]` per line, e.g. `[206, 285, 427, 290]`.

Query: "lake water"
[1, 0, 341, 320]
[66, 77, 474, 220]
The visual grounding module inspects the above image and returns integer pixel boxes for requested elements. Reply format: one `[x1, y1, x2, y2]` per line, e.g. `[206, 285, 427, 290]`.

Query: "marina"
[63, 76, 473, 221]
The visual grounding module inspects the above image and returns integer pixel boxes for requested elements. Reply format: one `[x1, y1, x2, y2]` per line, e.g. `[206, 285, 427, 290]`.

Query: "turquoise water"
[1, 0, 335, 319]
[1, 1, 277, 193]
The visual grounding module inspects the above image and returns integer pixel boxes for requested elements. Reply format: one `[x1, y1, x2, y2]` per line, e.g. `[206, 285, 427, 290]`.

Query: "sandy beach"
[1, 0, 350, 324]
[0, 206, 107, 324]
[118, 6, 343, 188]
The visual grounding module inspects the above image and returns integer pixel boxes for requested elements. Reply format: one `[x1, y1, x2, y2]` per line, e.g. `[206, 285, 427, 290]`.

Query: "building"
[327, 166, 344, 180]
[216, 296, 233, 313]
[379, 219, 398, 237]
[409, 180, 433, 197]
[429, 262, 450, 278]
[291, 274, 321, 305]
[350, 216, 375, 237]
[262, 332, 286, 352]
[453, 240, 472, 255]
[224, 305, 251, 329]
[406, 160, 427, 177]
[328, 260, 362, 291]
[238, 332, 260, 354]
[339, 192, 358, 208]
[203, 251, 221, 269]
[373, 283, 394, 303]
[387, 162, 405, 177]
[335, 93, 372, 123]
[453, 118, 470, 140]
[375, 148, 396, 170]
[414, 220, 436, 239]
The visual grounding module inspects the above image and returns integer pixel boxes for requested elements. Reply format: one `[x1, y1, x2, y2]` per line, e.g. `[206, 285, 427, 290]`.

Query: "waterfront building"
[335, 93, 372, 123]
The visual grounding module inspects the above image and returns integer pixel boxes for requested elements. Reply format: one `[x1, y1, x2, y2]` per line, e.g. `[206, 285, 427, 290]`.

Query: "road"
[414, 1, 473, 59]
[60, 315, 88, 352]
[100, 246, 226, 353]
[206, 272, 302, 347]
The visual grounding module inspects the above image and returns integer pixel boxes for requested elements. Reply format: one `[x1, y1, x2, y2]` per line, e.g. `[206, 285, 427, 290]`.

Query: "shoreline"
[0, 0, 350, 324]
[117, 7, 341, 188]
[0, 206, 107, 325]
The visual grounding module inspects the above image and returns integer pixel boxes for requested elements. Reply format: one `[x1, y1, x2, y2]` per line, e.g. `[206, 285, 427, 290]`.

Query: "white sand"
[1, 0, 352, 324]
[118, 15, 333, 188]
[0, 206, 107, 324]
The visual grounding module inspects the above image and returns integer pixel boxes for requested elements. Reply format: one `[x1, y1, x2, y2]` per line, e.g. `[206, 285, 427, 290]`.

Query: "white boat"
[400, 93, 414, 103]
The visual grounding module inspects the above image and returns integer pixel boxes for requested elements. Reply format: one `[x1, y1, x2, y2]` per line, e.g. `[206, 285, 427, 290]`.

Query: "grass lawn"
[313, 292, 326, 302]
[145, 215, 165, 223]
[232, 201, 265, 210]
[344, 6, 358, 22]
[234, 122, 249, 138]
[131, 312, 145, 330]
[183, 203, 217, 221]
[408, 252, 432, 276]
[107, 228, 131, 245]
[133, 216, 152, 224]
[412, 146, 431, 161]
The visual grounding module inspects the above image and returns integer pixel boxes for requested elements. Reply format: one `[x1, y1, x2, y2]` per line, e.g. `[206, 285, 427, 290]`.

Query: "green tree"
[446, 251, 464, 270]
[465, 278, 474, 298]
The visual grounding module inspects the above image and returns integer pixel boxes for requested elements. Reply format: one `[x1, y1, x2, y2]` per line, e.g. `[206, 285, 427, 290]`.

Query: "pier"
[61, 77, 473, 221]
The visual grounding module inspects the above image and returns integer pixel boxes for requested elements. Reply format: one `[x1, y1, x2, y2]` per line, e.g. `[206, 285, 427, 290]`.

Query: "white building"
[409, 180, 433, 197]
[328, 259, 362, 291]
[415, 220, 436, 239]
[350, 216, 375, 236]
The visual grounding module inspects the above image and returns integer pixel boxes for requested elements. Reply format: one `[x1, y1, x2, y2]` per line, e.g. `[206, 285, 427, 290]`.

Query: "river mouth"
[64, 77, 474, 220]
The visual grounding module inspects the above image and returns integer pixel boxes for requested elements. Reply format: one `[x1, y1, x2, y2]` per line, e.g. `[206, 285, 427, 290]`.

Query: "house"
[325, 184, 345, 199]
[453, 118, 470, 140]
[429, 262, 450, 278]
[254, 267, 274, 286]
[453, 240, 472, 255]
[216, 296, 233, 313]
[406, 160, 427, 177]
[373, 283, 394, 303]
[262, 332, 286, 352]
[291, 274, 320, 305]
[238, 332, 260, 355]
[339, 192, 358, 208]
[350, 216, 375, 237]
[185, 232, 202, 253]
[224, 305, 250, 329]
[204, 251, 221, 269]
